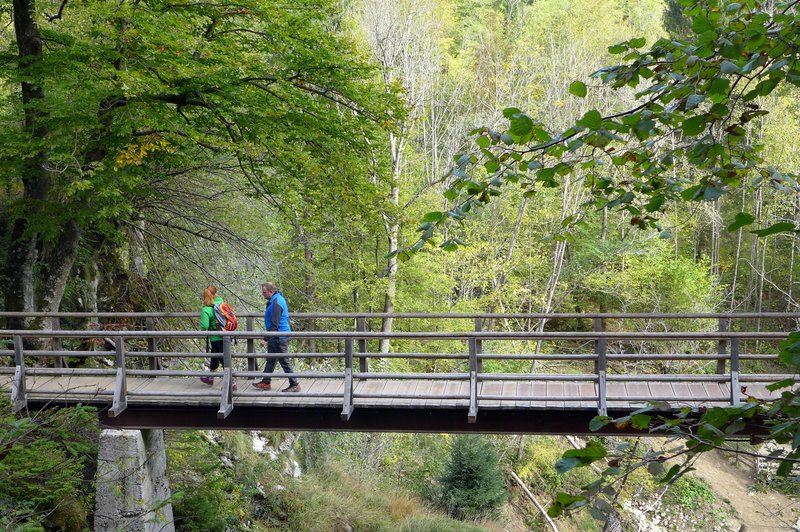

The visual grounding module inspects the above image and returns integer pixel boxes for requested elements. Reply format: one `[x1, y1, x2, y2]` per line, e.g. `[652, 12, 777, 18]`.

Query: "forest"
[2, 0, 800, 530]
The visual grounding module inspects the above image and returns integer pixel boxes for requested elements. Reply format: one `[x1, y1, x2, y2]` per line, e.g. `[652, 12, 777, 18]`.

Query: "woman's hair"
[203, 285, 217, 306]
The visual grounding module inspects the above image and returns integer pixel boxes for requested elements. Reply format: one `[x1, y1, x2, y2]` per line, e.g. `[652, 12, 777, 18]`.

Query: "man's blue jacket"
[265, 291, 291, 341]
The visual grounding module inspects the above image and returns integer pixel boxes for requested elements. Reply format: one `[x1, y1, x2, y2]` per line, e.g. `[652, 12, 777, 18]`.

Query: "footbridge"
[2, 312, 798, 435]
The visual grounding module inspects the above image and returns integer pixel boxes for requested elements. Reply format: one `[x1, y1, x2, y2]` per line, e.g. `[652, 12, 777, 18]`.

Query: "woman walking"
[199, 285, 237, 390]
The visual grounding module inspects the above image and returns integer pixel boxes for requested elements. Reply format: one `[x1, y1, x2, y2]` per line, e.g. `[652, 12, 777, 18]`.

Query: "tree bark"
[5, 0, 50, 326]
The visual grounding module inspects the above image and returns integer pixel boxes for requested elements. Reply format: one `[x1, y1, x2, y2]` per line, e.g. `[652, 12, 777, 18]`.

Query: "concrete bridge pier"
[94, 429, 175, 532]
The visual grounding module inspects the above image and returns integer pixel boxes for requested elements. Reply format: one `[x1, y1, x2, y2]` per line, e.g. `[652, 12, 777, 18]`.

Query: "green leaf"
[476, 136, 490, 149]
[682, 115, 707, 135]
[502, 107, 523, 119]
[659, 464, 681, 483]
[577, 110, 603, 130]
[692, 15, 715, 34]
[589, 416, 612, 431]
[632, 413, 652, 430]
[422, 211, 444, 223]
[629, 37, 646, 48]
[509, 113, 534, 137]
[569, 80, 587, 98]
[647, 461, 665, 476]
[608, 44, 627, 54]
[750, 222, 796, 237]
[720, 60, 739, 74]
[727, 212, 754, 231]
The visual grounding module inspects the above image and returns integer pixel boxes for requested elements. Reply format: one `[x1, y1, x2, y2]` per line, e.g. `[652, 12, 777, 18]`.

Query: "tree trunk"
[38, 220, 82, 313]
[5, 0, 50, 327]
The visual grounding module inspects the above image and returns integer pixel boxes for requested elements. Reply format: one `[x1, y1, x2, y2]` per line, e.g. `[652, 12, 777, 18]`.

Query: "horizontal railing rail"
[2, 313, 798, 424]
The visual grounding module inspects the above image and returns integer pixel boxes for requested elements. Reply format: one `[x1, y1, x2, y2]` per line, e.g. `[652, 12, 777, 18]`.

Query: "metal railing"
[1, 312, 798, 423]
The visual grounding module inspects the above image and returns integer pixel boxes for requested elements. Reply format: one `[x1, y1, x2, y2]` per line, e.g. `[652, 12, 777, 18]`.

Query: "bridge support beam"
[94, 429, 174, 532]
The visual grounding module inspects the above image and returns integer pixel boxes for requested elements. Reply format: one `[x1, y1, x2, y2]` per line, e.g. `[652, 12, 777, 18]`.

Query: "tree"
[437, 434, 508, 519]
[1, 0, 398, 322]
[403, 0, 800, 256]
[382, 0, 800, 522]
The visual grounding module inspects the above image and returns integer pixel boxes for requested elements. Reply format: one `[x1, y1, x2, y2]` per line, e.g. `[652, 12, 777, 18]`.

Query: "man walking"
[254, 282, 300, 392]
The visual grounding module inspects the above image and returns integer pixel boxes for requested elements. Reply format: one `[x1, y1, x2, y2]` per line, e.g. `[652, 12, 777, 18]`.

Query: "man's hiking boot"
[200, 376, 214, 386]
[281, 384, 301, 393]
[253, 382, 272, 391]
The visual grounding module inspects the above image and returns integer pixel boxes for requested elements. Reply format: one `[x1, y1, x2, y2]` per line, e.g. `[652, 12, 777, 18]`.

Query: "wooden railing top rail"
[1, 311, 799, 320]
[0, 329, 792, 340]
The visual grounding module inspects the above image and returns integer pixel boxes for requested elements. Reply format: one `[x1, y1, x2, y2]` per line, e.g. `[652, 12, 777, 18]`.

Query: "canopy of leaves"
[403, 0, 800, 255]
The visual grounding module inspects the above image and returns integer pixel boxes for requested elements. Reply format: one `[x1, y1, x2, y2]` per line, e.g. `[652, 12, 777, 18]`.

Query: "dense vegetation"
[2, 0, 800, 529]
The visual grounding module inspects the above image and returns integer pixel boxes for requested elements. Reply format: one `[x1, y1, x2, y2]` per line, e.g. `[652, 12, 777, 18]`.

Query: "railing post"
[596, 328, 607, 416]
[593, 318, 604, 374]
[246, 316, 256, 372]
[218, 336, 233, 419]
[716, 317, 729, 374]
[474, 317, 483, 373]
[342, 337, 354, 421]
[52, 317, 64, 369]
[146, 317, 161, 370]
[730, 337, 740, 407]
[468, 337, 478, 423]
[356, 317, 368, 376]
[110, 337, 127, 417]
[12, 335, 27, 413]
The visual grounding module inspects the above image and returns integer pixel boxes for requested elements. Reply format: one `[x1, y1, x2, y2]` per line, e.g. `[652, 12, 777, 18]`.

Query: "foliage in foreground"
[548, 331, 800, 520]
[0, 402, 99, 531]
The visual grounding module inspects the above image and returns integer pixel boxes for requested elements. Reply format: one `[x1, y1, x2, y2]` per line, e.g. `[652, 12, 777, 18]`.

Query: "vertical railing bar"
[356, 317, 368, 377]
[593, 317, 604, 374]
[468, 337, 478, 423]
[730, 337, 740, 407]
[218, 335, 233, 419]
[716, 317, 729, 374]
[342, 337, 354, 421]
[11, 335, 27, 412]
[246, 316, 256, 372]
[474, 317, 483, 374]
[110, 337, 127, 417]
[597, 330, 607, 416]
[146, 317, 161, 371]
[52, 317, 64, 369]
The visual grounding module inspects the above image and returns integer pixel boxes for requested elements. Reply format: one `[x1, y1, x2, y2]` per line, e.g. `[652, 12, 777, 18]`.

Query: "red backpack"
[213, 302, 238, 331]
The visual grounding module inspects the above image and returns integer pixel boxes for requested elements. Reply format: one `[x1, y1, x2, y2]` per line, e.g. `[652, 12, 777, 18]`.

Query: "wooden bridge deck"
[1, 373, 781, 410]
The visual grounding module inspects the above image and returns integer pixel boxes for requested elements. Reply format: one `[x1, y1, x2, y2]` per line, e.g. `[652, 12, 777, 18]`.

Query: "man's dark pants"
[262, 338, 298, 386]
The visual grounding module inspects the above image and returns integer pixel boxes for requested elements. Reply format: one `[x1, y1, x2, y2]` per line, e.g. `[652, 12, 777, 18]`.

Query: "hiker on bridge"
[254, 282, 300, 392]
[199, 285, 223, 386]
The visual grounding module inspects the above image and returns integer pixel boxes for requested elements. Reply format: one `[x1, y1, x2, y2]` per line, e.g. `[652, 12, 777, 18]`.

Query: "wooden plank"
[530, 382, 547, 409]
[413, 379, 433, 408]
[394, 379, 420, 407]
[578, 382, 596, 409]
[355, 378, 385, 407]
[546, 382, 564, 409]
[562, 382, 579, 411]
[501, 381, 517, 409]
[686, 382, 708, 408]
[381, 379, 402, 408]
[648, 382, 674, 408]
[670, 382, 691, 409]
[481, 379, 503, 408]
[425, 379, 448, 408]
[703, 382, 726, 405]
[442, 380, 463, 408]
[606, 382, 627, 408]
[516, 381, 532, 409]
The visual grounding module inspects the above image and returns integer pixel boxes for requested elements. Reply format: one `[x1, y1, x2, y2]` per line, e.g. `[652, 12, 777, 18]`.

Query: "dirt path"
[692, 450, 799, 531]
